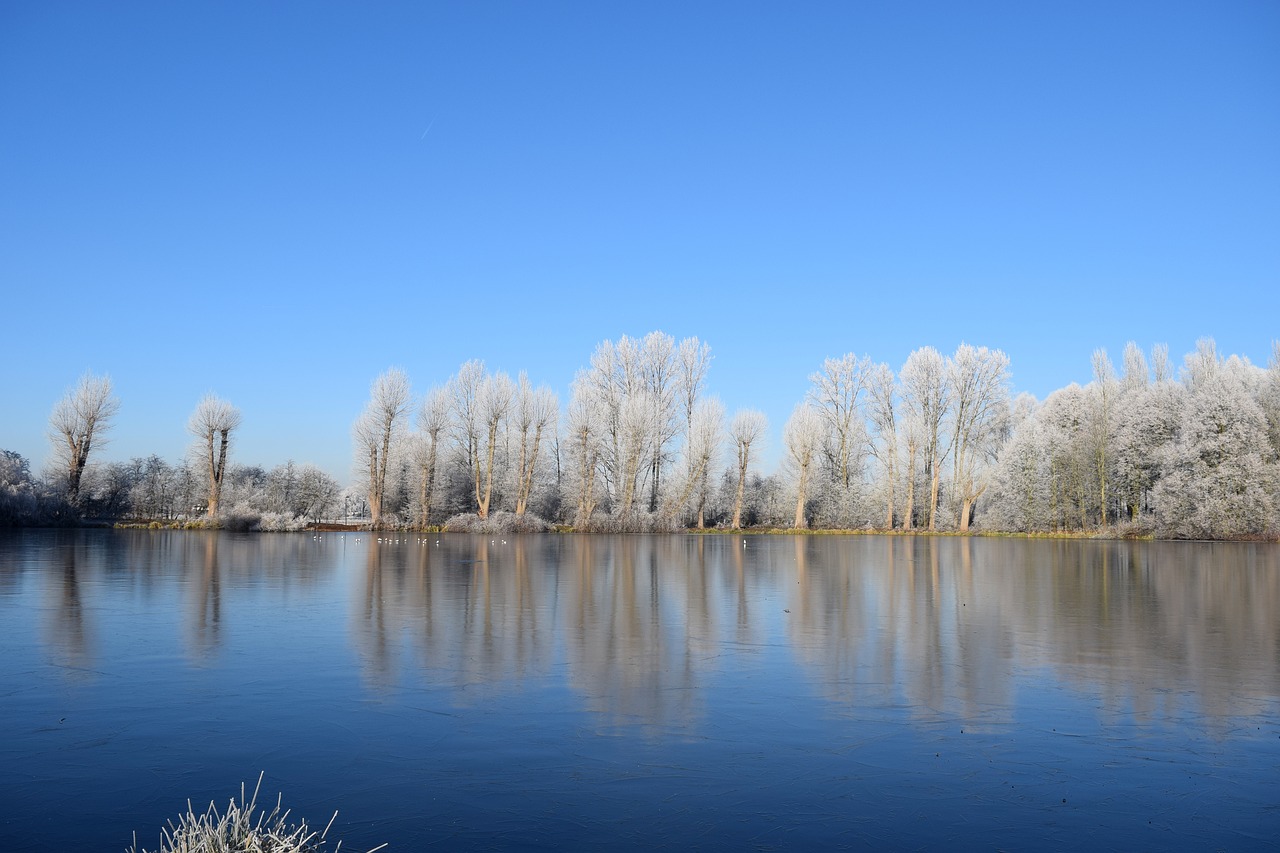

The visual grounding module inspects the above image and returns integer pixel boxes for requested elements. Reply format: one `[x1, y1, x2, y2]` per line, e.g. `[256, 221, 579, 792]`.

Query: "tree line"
[3, 333, 1278, 539]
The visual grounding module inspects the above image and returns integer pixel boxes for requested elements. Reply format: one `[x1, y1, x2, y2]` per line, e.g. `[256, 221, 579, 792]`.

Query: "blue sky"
[2, 1, 1277, 482]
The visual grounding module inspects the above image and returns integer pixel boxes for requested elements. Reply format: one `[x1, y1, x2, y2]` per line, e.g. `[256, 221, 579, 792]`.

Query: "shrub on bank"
[442, 510, 551, 534]
[575, 511, 681, 534]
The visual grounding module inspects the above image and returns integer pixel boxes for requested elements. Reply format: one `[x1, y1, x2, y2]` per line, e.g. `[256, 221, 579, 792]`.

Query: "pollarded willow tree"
[48, 373, 120, 504]
[353, 368, 412, 528]
[188, 394, 242, 517]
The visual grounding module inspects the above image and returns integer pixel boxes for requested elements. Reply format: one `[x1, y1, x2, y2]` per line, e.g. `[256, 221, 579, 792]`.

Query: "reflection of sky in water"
[0, 530, 1277, 851]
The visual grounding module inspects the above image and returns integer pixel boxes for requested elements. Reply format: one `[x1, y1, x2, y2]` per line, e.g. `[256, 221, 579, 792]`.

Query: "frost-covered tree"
[1181, 337, 1221, 394]
[295, 463, 341, 522]
[667, 397, 724, 527]
[728, 409, 767, 529]
[566, 375, 605, 524]
[264, 459, 299, 515]
[581, 336, 645, 512]
[255, 460, 338, 521]
[676, 337, 713, 503]
[1038, 384, 1093, 530]
[1, 449, 42, 525]
[577, 332, 712, 522]
[444, 362, 515, 519]
[1088, 348, 1117, 526]
[677, 338, 712, 426]
[48, 373, 120, 504]
[354, 368, 411, 528]
[1264, 340, 1280, 460]
[413, 387, 449, 527]
[1112, 359, 1183, 523]
[1151, 343, 1173, 384]
[188, 394, 242, 517]
[511, 373, 557, 517]
[866, 363, 899, 529]
[1121, 341, 1149, 392]
[948, 344, 1010, 530]
[1152, 361, 1276, 538]
[639, 332, 680, 512]
[900, 347, 950, 530]
[784, 404, 824, 529]
[807, 353, 872, 523]
[984, 414, 1052, 531]
[615, 391, 656, 516]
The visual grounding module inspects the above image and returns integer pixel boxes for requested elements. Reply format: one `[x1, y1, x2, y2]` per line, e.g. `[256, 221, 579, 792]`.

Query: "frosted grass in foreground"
[128, 773, 386, 853]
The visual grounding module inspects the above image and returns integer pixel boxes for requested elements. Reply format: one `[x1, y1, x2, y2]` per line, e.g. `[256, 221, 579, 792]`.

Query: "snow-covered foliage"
[981, 340, 1278, 538]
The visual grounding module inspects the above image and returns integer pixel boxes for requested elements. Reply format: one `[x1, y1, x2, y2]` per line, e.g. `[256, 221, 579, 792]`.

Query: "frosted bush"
[256, 512, 309, 532]
[442, 510, 551, 534]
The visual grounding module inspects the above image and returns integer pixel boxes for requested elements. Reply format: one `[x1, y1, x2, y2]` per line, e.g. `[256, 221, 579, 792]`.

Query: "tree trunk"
[793, 466, 810, 529]
[883, 456, 895, 530]
[903, 443, 917, 530]
[927, 455, 940, 531]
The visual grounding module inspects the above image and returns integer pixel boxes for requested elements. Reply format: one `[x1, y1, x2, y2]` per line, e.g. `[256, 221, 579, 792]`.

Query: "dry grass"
[129, 773, 386, 853]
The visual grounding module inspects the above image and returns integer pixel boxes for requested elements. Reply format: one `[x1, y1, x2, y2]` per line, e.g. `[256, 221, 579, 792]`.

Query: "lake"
[1, 530, 1277, 851]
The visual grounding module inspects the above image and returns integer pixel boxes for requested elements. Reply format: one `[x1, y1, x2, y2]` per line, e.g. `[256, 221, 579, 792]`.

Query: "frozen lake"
[1, 530, 1277, 850]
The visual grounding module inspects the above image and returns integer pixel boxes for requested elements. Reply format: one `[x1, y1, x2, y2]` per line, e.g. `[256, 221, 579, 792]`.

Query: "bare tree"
[413, 387, 449, 528]
[512, 373, 558, 517]
[867, 362, 898, 529]
[676, 337, 713, 435]
[666, 397, 724, 527]
[1182, 337, 1220, 393]
[566, 375, 605, 524]
[1266, 340, 1280, 460]
[1089, 348, 1117, 526]
[1121, 341, 1148, 392]
[1152, 343, 1173, 384]
[784, 404, 824, 529]
[641, 331, 680, 512]
[188, 394, 242, 517]
[581, 337, 643, 509]
[354, 368, 412, 528]
[948, 344, 1010, 531]
[296, 464, 340, 522]
[615, 391, 656, 515]
[808, 353, 873, 493]
[448, 359, 485, 497]
[900, 347, 950, 530]
[48, 373, 120, 504]
[728, 409, 767, 529]
[467, 369, 514, 518]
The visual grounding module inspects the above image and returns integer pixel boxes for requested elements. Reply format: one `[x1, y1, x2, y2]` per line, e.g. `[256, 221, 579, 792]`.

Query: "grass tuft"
[128, 772, 386, 853]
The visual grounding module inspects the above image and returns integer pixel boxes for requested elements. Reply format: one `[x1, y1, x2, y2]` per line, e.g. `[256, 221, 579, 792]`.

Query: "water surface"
[1, 530, 1277, 850]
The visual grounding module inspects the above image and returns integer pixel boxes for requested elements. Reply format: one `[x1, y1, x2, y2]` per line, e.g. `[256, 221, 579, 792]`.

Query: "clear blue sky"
[3, 1, 1277, 482]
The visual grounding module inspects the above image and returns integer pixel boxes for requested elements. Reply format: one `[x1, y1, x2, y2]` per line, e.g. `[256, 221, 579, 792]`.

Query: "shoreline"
[64, 519, 1273, 543]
